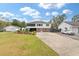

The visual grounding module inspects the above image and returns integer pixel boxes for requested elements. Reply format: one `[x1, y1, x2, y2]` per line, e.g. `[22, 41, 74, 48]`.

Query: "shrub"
[31, 31, 36, 35]
[25, 29, 29, 32]
[0, 30, 4, 32]
[0, 29, 5, 32]
[16, 28, 36, 35]
[17, 30, 22, 34]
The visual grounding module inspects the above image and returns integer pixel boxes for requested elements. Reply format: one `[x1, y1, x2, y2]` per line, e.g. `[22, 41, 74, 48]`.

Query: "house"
[58, 21, 79, 35]
[26, 20, 51, 32]
[4, 26, 20, 32]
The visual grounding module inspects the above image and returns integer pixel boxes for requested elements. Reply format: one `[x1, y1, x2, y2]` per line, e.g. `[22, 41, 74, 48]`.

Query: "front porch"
[27, 28, 50, 32]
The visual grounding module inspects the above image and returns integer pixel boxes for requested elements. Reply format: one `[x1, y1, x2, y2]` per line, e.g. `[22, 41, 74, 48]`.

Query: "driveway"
[37, 32, 79, 56]
[58, 33, 79, 40]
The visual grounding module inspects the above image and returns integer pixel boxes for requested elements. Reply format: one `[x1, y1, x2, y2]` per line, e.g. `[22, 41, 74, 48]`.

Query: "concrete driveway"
[37, 32, 79, 56]
[58, 33, 79, 40]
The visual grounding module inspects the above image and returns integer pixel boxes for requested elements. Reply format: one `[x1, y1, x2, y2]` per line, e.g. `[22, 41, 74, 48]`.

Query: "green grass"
[0, 32, 58, 56]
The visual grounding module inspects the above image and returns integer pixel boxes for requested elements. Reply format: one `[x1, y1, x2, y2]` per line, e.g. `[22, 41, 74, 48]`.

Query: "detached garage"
[4, 26, 20, 32]
[58, 21, 79, 35]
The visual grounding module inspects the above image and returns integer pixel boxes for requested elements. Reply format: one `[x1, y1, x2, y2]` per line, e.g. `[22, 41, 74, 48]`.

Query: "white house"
[4, 26, 20, 32]
[26, 20, 51, 32]
[58, 21, 79, 35]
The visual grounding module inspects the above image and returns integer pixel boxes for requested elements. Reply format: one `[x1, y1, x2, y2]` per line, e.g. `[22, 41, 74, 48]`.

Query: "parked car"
[61, 30, 74, 35]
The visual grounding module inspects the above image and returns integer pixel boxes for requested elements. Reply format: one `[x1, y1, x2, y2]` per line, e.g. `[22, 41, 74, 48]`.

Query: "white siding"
[72, 27, 79, 35]
[26, 23, 51, 28]
[58, 22, 79, 35]
[58, 22, 72, 32]
[4, 26, 20, 32]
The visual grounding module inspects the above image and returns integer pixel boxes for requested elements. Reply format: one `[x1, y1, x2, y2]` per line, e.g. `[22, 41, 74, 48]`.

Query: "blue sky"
[0, 3, 79, 22]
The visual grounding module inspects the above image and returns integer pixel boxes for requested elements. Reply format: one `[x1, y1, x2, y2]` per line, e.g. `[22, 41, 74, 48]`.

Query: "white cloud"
[46, 12, 50, 16]
[38, 3, 65, 9]
[63, 9, 72, 14]
[52, 11, 59, 16]
[0, 11, 28, 22]
[56, 3, 65, 9]
[0, 12, 14, 18]
[32, 19, 41, 21]
[20, 7, 41, 18]
[39, 3, 53, 9]
[18, 18, 27, 22]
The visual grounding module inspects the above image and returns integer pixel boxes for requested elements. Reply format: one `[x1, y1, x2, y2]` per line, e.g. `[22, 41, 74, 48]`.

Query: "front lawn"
[0, 32, 58, 56]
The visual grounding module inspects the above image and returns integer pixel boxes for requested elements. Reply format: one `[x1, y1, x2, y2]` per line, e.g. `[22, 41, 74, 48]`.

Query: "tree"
[5, 22, 11, 26]
[72, 14, 79, 23]
[11, 19, 21, 27]
[20, 21, 27, 28]
[0, 20, 7, 27]
[11, 19, 27, 29]
[51, 14, 66, 30]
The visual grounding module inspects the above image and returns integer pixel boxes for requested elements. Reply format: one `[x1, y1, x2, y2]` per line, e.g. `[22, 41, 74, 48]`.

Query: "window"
[65, 27, 68, 31]
[37, 24, 43, 26]
[46, 24, 49, 26]
[27, 24, 35, 26]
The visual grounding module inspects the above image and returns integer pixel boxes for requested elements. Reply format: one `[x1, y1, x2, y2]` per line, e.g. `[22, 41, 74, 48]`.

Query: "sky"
[0, 3, 79, 22]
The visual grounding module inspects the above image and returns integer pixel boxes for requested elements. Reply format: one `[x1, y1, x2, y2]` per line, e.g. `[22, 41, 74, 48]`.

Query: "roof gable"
[64, 21, 72, 25]
[4, 26, 20, 28]
[28, 20, 49, 24]
[63, 21, 79, 26]
[72, 22, 79, 26]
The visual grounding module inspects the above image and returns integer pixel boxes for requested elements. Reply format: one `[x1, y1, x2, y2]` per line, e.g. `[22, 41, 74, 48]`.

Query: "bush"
[0, 30, 3, 32]
[16, 29, 36, 35]
[16, 28, 36, 35]
[17, 30, 22, 34]
[0, 29, 5, 32]
[31, 31, 36, 35]
[25, 29, 29, 32]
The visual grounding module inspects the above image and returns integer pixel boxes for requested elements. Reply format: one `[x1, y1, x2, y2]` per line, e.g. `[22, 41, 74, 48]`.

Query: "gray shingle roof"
[72, 22, 79, 26]
[64, 21, 72, 25]
[64, 21, 79, 26]
[27, 20, 49, 24]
